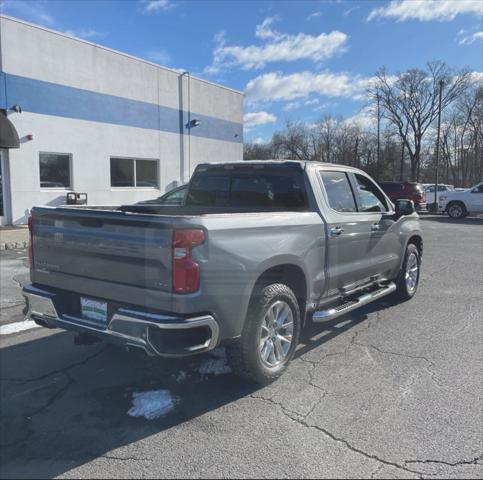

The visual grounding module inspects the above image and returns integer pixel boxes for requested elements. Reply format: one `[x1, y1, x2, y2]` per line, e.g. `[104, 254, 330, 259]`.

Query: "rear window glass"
[186, 169, 308, 210]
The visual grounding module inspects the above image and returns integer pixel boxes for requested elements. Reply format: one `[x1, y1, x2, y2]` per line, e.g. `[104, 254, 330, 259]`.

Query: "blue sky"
[1, 0, 482, 142]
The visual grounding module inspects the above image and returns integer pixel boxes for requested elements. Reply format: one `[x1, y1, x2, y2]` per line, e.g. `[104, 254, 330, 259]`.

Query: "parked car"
[422, 184, 455, 205]
[379, 181, 427, 211]
[23, 161, 423, 384]
[137, 184, 188, 206]
[439, 182, 483, 218]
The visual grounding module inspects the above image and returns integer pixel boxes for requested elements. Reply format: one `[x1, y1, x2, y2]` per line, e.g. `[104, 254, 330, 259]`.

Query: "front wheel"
[394, 244, 421, 301]
[447, 202, 466, 219]
[227, 283, 301, 385]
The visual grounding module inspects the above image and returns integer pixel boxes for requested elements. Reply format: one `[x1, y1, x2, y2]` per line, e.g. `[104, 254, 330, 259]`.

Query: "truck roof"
[196, 160, 368, 176]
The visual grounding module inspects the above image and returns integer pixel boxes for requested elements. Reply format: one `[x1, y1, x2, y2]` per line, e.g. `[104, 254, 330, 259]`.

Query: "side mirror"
[394, 199, 415, 216]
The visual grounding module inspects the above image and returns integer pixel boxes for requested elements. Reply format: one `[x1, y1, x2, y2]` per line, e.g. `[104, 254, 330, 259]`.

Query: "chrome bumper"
[23, 284, 219, 357]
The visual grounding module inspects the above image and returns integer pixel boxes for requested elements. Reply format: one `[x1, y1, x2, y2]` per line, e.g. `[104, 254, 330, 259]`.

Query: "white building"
[0, 15, 243, 225]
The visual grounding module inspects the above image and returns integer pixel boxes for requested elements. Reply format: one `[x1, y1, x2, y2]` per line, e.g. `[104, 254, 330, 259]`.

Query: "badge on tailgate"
[80, 297, 107, 324]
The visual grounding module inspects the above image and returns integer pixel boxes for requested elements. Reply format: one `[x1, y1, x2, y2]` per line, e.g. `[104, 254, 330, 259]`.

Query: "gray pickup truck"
[23, 161, 423, 384]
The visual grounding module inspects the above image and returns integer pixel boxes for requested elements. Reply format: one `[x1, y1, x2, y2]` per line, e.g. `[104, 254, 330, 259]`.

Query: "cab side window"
[320, 171, 357, 213]
[354, 174, 389, 212]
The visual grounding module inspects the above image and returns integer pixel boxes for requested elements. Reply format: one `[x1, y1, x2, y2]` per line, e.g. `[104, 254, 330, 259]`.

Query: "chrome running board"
[312, 282, 396, 323]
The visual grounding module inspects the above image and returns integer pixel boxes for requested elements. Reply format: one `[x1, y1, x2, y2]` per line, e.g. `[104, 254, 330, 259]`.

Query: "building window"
[110, 158, 159, 188]
[39, 152, 72, 189]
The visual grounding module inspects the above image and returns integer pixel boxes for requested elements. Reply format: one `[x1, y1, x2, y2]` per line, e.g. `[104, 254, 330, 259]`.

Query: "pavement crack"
[370, 463, 384, 479]
[0, 372, 75, 449]
[27, 372, 74, 418]
[0, 301, 25, 311]
[0, 346, 107, 383]
[404, 454, 483, 467]
[100, 454, 149, 462]
[248, 395, 431, 478]
[352, 341, 443, 387]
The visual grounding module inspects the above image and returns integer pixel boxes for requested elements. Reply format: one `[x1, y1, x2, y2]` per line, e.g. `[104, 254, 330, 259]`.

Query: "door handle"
[371, 224, 380, 231]
[330, 226, 344, 236]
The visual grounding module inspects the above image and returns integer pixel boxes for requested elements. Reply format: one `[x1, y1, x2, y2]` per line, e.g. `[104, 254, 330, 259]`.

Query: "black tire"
[394, 244, 421, 301]
[227, 283, 301, 385]
[447, 201, 466, 219]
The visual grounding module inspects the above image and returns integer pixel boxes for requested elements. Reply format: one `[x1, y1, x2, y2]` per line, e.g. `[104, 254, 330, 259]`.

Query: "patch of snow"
[175, 370, 188, 384]
[0, 320, 40, 335]
[127, 389, 177, 420]
[198, 357, 232, 376]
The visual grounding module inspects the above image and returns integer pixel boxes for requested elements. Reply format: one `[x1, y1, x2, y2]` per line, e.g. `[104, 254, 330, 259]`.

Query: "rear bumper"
[22, 284, 219, 357]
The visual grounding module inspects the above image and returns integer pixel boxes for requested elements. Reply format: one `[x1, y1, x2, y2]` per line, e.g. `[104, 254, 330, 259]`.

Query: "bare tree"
[271, 121, 312, 161]
[369, 61, 471, 181]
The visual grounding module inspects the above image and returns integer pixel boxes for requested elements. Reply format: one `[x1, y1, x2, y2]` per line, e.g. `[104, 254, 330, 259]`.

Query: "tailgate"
[31, 207, 173, 292]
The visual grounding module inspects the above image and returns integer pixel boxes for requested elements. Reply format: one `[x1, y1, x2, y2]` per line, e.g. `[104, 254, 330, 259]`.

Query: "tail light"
[172, 229, 205, 293]
[27, 214, 34, 269]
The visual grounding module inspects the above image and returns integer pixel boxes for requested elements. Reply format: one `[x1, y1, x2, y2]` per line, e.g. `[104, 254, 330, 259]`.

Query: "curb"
[0, 241, 28, 250]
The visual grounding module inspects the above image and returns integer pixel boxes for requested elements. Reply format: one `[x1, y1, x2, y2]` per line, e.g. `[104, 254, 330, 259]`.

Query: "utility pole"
[433, 79, 444, 211]
[376, 94, 381, 181]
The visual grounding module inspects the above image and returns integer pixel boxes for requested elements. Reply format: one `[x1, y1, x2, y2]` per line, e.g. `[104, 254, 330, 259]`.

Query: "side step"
[312, 282, 396, 323]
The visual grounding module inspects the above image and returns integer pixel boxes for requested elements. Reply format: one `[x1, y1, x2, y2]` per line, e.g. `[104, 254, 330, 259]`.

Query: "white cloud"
[283, 101, 302, 112]
[243, 111, 277, 127]
[207, 17, 348, 72]
[305, 98, 320, 106]
[63, 29, 105, 40]
[255, 16, 280, 39]
[458, 30, 483, 45]
[145, 49, 171, 65]
[253, 137, 267, 145]
[282, 98, 321, 112]
[143, 0, 173, 13]
[368, 0, 482, 22]
[245, 71, 373, 104]
[469, 71, 483, 84]
[1, 1, 106, 41]
[307, 11, 322, 21]
[343, 6, 360, 17]
[344, 108, 375, 130]
[0, 0, 55, 26]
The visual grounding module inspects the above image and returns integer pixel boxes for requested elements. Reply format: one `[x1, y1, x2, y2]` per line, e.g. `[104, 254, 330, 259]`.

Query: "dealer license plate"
[80, 297, 107, 324]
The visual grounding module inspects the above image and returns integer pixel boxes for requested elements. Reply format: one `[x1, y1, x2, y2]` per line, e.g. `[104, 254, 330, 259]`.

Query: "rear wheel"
[227, 283, 300, 385]
[394, 244, 421, 301]
[447, 202, 466, 219]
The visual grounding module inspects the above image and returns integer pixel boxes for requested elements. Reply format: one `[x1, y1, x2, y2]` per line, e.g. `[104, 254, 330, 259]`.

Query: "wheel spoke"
[276, 304, 290, 326]
[261, 340, 272, 362]
[277, 333, 292, 345]
[274, 337, 284, 361]
[276, 321, 293, 333]
[265, 309, 275, 326]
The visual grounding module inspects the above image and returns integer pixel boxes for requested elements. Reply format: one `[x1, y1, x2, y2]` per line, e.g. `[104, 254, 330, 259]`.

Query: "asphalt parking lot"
[0, 215, 482, 479]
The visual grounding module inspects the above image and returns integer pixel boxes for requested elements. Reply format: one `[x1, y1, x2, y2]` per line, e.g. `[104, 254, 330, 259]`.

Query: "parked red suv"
[379, 181, 427, 211]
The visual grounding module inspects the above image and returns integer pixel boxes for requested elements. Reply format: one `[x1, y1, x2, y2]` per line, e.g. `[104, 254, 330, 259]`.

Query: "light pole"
[433, 79, 444, 211]
[376, 93, 381, 181]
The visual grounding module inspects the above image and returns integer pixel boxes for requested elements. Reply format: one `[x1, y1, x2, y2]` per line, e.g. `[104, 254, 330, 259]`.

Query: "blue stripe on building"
[0, 72, 243, 144]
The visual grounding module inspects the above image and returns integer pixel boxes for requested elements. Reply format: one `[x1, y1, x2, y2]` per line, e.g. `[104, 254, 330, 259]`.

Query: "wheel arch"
[250, 263, 308, 327]
[407, 235, 423, 258]
[446, 200, 467, 213]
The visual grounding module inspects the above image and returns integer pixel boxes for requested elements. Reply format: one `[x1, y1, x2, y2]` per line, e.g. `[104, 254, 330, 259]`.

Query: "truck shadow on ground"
[0, 299, 393, 479]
